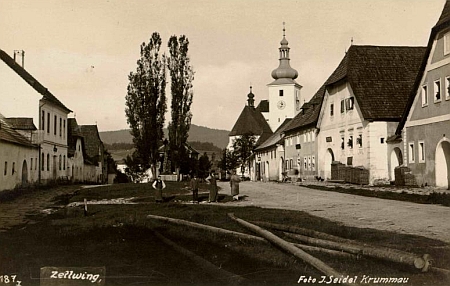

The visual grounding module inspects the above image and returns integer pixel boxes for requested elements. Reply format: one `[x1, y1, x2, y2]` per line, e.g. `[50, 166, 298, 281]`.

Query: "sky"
[0, 0, 446, 132]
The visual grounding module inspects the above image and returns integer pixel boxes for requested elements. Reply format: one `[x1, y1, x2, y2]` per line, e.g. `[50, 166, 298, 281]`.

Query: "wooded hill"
[99, 124, 230, 149]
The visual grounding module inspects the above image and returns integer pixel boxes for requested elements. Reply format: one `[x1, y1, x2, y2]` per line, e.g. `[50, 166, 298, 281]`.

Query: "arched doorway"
[324, 148, 334, 180]
[21, 160, 28, 186]
[436, 140, 450, 189]
[279, 157, 284, 181]
[390, 147, 403, 181]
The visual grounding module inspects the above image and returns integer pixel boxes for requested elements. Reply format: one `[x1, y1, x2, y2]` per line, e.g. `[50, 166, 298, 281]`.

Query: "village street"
[1, 182, 449, 245]
[217, 181, 450, 244]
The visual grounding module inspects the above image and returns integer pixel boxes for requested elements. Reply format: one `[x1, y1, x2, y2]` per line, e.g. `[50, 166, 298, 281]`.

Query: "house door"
[324, 148, 334, 180]
[21, 160, 28, 186]
[436, 140, 450, 189]
[390, 148, 403, 181]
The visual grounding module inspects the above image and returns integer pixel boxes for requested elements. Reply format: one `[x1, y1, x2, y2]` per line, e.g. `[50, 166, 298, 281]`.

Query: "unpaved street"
[218, 181, 450, 243]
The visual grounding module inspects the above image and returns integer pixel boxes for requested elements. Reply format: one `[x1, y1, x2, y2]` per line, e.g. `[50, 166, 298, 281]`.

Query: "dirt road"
[218, 181, 450, 243]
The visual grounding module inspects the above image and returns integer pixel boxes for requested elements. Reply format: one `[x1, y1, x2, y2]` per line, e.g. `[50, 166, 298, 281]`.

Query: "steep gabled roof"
[0, 49, 71, 113]
[397, 0, 450, 134]
[255, 118, 292, 151]
[0, 113, 37, 148]
[229, 105, 273, 138]
[78, 125, 104, 164]
[283, 85, 326, 134]
[4, 118, 37, 130]
[326, 45, 426, 121]
[256, 100, 269, 113]
[67, 118, 85, 158]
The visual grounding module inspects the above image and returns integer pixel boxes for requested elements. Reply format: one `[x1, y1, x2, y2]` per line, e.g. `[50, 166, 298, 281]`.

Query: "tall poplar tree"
[125, 32, 167, 180]
[167, 35, 194, 178]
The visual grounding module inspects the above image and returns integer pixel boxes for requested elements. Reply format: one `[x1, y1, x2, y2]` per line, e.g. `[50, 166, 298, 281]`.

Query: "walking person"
[152, 175, 166, 203]
[190, 174, 199, 204]
[205, 171, 218, 203]
[230, 170, 241, 201]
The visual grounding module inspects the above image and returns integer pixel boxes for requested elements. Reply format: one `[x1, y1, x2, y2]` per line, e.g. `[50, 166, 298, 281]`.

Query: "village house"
[0, 49, 72, 188]
[282, 85, 325, 181]
[77, 125, 107, 183]
[316, 45, 426, 184]
[395, 0, 450, 188]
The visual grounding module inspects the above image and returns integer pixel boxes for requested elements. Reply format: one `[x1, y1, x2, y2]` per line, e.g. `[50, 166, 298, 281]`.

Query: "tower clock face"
[277, 100, 286, 110]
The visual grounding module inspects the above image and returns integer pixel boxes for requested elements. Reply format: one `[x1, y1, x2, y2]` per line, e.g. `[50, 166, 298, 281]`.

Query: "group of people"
[152, 171, 241, 204]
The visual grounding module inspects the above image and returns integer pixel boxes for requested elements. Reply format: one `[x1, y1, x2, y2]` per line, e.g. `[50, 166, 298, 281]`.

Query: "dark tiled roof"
[0, 49, 71, 113]
[326, 45, 426, 121]
[283, 85, 326, 134]
[229, 106, 273, 139]
[255, 118, 292, 151]
[0, 113, 37, 148]
[4, 118, 37, 130]
[67, 118, 85, 157]
[256, 100, 269, 113]
[397, 1, 450, 134]
[78, 125, 103, 164]
[435, 0, 450, 28]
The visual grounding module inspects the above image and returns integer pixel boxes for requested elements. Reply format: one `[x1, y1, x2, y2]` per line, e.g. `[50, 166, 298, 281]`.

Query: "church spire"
[247, 85, 255, 108]
[271, 22, 298, 81]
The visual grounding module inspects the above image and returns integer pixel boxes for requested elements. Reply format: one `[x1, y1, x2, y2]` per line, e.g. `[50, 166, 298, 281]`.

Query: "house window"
[304, 157, 307, 170]
[347, 157, 353, 166]
[330, 103, 334, 116]
[422, 85, 428, 106]
[348, 135, 353, 149]
[47, 113, 50, 133]
[357, 134, 363, 148]
[380, 138, 385, 144]
[346, 97, 355, 110]
[408, 143, 415, 163]
[418, 141, 425, 163]
[35, 158, 37, 170]
[4, 162, 7, 176]
[64, 155, 66, 170]
[12, 162, 15, 175]
[434, 79, 441, 102]
[311, 131, 315, 142]
[341, 137, 345, 150]
[307, 156, 311, 170]
[54, 115, 57, 135]
[446, 76, 450, 100]
[312, 155, 316, 171]
[290, 159, 293, 170]
[279, 90, 284, 96]
[31, 158, 33, 170]
[47, 153, 50, 171]
[41, 110, 45, 130]
[445, 32, 450, 55]
[42, 153, 45, 171]
[340, 100, 345, 113]
[59, 118, 62, 137]
[307, 132, 311, 142]
[63, 119, 66, 139]
[59, 155, 62, 170]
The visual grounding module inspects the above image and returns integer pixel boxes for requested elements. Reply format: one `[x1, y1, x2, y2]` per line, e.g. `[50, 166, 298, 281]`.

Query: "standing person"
[152, 175, 166, 203]
[205, 171, 218, 203]
[190, 174, 199, 204]
[230, 170, 241, 201]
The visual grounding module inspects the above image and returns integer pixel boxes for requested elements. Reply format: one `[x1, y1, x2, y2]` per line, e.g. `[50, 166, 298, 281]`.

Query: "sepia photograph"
[1, 0, 449, 285]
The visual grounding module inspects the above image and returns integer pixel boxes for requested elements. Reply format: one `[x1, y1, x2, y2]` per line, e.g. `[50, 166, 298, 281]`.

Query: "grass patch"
[303, 184, 450, 207]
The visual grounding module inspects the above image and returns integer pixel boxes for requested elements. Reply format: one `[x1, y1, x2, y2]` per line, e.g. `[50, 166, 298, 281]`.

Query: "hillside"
[99, 124, 230, 149]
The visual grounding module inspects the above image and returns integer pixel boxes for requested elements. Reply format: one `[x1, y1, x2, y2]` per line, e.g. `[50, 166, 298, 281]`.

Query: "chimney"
[13, 50, 25, 68]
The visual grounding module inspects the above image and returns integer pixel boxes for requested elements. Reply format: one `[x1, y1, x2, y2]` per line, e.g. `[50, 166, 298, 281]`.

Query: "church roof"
[0, 49, 71, 113]
[255, 118, 292, 151]
[256, 100, 269, 113]
[397, 0, 450, 134]
[283, 85, 326, 134]
[326, 45, 426, 121]
[229, 105, 273, 141]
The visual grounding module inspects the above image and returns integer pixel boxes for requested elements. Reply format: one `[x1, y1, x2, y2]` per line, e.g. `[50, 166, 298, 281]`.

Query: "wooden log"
[153, 230, 247, 285]
[283, 232, 431, 272]
[227, 213, 351, 284]
[147, 214, 358, 259]
[147, 214, 266, 243]
[251, 220, 354, 244]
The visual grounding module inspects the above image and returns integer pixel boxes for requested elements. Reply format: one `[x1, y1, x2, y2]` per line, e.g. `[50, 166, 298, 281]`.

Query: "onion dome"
[247, 86, 255, 107]
[271, 24, 298, 80]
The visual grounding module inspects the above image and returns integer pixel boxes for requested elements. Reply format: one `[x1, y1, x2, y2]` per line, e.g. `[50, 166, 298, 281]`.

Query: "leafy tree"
[124, 152, 146, 182]
[232, 133, 256, 177]
[198, 152, 212, 179]
[167, 35, 194, 179]
[125, 32, 167, 180]
[218, 148, 239, 173]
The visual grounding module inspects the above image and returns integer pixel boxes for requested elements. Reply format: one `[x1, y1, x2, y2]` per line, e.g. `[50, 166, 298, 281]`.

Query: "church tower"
[267, 24, 302, 131]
